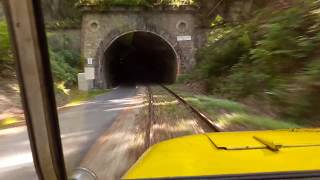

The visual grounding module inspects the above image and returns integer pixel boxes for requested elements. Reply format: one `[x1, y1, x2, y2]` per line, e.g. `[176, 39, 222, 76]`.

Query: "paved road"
[0, 86, 138, 180]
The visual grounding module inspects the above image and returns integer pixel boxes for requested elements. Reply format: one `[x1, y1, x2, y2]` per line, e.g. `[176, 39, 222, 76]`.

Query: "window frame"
[2, 1, 320, 180]
[2, 0, 67, 179]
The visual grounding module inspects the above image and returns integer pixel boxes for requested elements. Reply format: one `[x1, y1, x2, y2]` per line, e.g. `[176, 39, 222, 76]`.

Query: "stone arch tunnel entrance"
[102, 31, 178, 87]
[80, 8, 198, 91]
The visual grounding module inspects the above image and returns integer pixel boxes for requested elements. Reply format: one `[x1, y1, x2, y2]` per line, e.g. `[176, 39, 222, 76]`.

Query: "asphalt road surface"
[0, 86, 138, 180]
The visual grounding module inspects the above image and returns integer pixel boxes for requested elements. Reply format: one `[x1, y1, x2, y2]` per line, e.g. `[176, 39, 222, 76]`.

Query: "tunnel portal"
[104, 31, 177, 87]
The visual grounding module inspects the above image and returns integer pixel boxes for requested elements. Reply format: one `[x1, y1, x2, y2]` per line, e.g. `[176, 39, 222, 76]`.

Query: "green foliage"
[210, 15, 224, 28]
[77, 0, 140, 7]
[0, 20, 14, 76]
[249, 6, 320, 73]
[183, 94, 300, 129]
[272, 58, 320, 123]
[0, 21, 11, 62]
[194, 25, 252, 81]
[185, 95, 248, 113]
[76, 0, 151, 7]
[48, 35, 80, 87]
[216, 113, 301, 129]
[176, 73, 193, 83]
[0, 19, 79, 86]
[76, 0, 195, 8]
[45, 19, 81, 30]
[191, 0, 320, 123]
[50, 50, 78, 87]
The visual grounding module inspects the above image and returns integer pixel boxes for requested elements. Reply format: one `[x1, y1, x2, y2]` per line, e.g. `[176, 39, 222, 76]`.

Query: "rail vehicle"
[2, 0, 320, 180]
[123, 129, 320, 179]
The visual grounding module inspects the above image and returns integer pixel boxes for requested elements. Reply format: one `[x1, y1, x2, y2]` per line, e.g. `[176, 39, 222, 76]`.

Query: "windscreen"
[1, 0, 320, 180]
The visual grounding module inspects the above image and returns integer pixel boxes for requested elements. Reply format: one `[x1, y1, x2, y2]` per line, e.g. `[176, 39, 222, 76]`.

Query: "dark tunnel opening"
[104, 31, 177, 87]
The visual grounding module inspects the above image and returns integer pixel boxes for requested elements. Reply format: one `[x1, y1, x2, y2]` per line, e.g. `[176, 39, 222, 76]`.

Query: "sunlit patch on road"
[0, 152, 33, 169]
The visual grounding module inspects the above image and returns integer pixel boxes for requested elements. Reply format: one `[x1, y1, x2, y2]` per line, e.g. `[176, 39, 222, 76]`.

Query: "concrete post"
[78, 73, 93, 91]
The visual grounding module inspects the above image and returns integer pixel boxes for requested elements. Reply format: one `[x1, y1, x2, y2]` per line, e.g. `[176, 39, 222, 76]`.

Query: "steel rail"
[160, 85, 221, 132]
[146, 86, 154, 147]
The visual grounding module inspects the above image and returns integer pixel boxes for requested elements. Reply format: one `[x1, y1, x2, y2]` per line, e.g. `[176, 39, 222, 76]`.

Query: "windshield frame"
[2, 0, 67, 179]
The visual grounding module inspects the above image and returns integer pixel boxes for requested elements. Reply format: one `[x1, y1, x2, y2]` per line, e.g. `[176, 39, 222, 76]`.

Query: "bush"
[275, 58, 320, 122]
[195, 26, 252, 80]
[191, 0, 320, 123]
[0, 20, 14, 77]
[48, 34, 80, 87]
[0, 19, 79, 86]
[50, 50, 78, 87]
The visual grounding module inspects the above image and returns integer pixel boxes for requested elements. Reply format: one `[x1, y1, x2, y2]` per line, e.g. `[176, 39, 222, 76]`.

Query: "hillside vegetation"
[0, 20, 14, 78]
[0, 21, 80, 87]
[185, 0, 320, 125]
[76, 0, 195, 7]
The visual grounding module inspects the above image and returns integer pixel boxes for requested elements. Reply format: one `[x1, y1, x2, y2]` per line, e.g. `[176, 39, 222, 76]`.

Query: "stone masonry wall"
[81, 9, 197, 88]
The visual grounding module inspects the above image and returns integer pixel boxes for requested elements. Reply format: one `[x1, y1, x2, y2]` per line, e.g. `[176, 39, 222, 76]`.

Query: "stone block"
[78, 73, 93, 91]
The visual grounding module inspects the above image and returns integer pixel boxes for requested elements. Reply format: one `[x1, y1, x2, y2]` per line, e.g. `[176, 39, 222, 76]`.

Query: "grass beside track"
[168, 85, 301, 130]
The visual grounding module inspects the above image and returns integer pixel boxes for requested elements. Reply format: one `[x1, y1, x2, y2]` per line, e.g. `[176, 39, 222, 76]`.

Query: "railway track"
[160, 85, 221, 132]
[146, 86, 154, 148]
[146, 85, 221, 147]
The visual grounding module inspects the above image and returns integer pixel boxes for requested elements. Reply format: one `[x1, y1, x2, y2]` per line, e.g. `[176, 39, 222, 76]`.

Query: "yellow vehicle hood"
[123, 129, 320, 179]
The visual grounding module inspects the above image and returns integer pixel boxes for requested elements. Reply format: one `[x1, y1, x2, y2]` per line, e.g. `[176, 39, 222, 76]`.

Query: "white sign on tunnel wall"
[87, 58, 93, 65]
[85, 67, 95, 80]
[177, 35, 192, 41]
